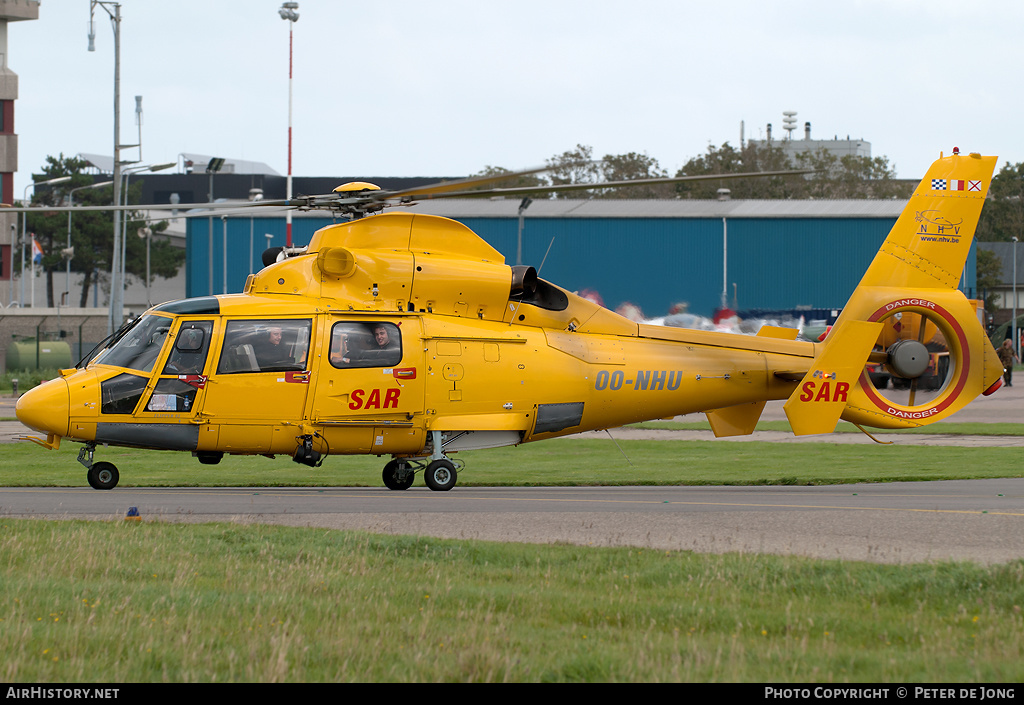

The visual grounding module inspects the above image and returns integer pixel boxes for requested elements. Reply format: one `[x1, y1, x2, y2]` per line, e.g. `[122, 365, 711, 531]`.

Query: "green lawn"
[2, 437, 1022, 489]
[1, 520, 1020, 682]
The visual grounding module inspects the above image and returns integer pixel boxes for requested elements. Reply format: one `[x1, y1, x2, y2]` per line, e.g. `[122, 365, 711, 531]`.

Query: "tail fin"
[784, 150, 1004, 434]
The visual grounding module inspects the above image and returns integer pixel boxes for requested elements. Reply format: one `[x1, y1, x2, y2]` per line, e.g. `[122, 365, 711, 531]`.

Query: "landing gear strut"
[78, 444, 119, 490]
[423, 431, 461, 491]
[380, 431, 463, 491]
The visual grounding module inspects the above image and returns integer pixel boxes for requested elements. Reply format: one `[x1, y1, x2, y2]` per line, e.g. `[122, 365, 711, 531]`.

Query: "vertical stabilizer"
[852, 149, 996, 292]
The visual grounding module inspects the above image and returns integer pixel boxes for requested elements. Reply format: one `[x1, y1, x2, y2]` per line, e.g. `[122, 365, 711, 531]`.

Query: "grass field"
[2, 519, 1021, 682]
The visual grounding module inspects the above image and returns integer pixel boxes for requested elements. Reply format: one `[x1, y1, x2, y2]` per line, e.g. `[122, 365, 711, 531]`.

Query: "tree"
[976, 161, 1024, 242]
[478, 148, 674, 199]
[24, 154, 183, 307]
[22, 155, 98, 306]
[477, 142, 913, 201]
[792, 149, 911, 199]
[595, 152, 673, 199]
[546, 144, 601, 198]
[467, 165, 547, 191]
[976, 248, 1004, 314]
[673, 142, 912, 200]
[673, 141, 798, 199]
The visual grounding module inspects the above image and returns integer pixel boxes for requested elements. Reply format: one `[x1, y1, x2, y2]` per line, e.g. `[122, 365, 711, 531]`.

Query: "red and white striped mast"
[279, 2, 299, 247]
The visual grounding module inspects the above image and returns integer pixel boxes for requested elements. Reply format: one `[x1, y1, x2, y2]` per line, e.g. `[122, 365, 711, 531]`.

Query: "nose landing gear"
[78, 444, 119, 490]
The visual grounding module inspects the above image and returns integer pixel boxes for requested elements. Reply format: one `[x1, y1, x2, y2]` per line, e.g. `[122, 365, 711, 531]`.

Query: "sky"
[9, 0, 1024, 197]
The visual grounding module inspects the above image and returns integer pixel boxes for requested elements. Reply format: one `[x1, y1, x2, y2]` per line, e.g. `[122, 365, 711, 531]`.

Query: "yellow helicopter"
[13, 151, 1005, 491]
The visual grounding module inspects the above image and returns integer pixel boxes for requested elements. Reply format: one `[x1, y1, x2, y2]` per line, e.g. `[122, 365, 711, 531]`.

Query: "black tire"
[87, 462, 119, 490]
[423, 459, 457, 492]
[382, 460, 414, 491]
[195, 451, 223, 465]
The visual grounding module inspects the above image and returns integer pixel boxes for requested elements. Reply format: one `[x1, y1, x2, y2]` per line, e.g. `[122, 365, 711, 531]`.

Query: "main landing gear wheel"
[424, 459, 457, 492]
[382, 459, 415, 491]
[87, 462, 119, 490]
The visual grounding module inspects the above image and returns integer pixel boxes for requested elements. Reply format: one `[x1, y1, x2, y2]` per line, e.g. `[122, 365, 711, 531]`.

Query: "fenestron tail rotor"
[868, 306, 953, 409]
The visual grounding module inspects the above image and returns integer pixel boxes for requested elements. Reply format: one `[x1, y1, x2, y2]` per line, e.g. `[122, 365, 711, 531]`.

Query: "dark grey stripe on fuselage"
[96, 423, 200, 451]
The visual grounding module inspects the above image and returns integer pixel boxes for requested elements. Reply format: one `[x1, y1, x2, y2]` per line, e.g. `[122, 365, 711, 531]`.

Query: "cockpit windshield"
[93, 315, 173, 373]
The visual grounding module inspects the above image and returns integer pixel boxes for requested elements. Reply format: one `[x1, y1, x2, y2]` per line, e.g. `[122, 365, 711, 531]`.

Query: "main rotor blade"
[374, 164, 562, 201]
[0, 199, 296, 214]
[394, 169, 815, 201]
[0, 166, 815, 217]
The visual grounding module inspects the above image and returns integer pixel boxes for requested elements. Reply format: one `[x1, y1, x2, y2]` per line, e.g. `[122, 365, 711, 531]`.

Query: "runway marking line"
[3, 488, 1022, 518]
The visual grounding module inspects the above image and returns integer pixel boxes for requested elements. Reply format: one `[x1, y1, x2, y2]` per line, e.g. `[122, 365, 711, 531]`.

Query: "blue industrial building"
[185, 198, 979, 319]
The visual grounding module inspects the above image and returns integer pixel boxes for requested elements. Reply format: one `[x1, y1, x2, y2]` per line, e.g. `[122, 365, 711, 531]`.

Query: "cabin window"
[93, 315, 172, 373]
[146, 378, 201, 412]
[329, 321, 402, 369]
[100, 373, 148, 414]
[216, 319, 311, 374]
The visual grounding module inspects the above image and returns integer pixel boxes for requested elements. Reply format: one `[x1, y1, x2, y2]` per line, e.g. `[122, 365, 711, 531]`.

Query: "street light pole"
[90, 0, 125, 333]
[66, 180, 114, 305]
[1013, 236, 1019, 359]
[279, 2, 299, 248]
[516, 197, 532, 265]
[20, 176, 72, 307]
[221, 216, 228, 294]
[8, 224, 14, 307]
[119, 161, 174, 308]
[205, 158, 225, 296]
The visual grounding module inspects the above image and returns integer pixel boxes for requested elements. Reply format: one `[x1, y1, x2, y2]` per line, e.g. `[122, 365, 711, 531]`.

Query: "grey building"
[746, 111, 872, 163]
[0, 0, 40, 303]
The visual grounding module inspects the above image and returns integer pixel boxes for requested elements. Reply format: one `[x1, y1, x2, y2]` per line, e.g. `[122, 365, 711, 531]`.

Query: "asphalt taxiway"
[1, 481, 1021, 565]
[1, 383, 1021, 565]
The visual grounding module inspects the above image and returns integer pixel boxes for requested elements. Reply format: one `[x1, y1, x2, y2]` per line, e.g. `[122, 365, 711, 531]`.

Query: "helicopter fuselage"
[16, 150, 1009, 493]
[19, 291, 816, 460]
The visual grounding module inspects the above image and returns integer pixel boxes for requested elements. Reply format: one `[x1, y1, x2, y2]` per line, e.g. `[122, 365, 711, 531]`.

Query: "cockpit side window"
[93, 315, 172, 373]
[162, 321, 213, 376]
[216, 319, 312, 374]
[329, 321, 402, 369]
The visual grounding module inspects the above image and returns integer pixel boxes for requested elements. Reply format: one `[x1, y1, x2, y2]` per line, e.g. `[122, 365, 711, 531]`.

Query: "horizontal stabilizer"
[773, 369, 809, 382]
[757, 325, 799, 340]
[783, 320, 882, 435]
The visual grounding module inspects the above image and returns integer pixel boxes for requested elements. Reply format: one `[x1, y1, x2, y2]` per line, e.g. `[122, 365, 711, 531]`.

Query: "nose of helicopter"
[16, 377, 70, 438]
